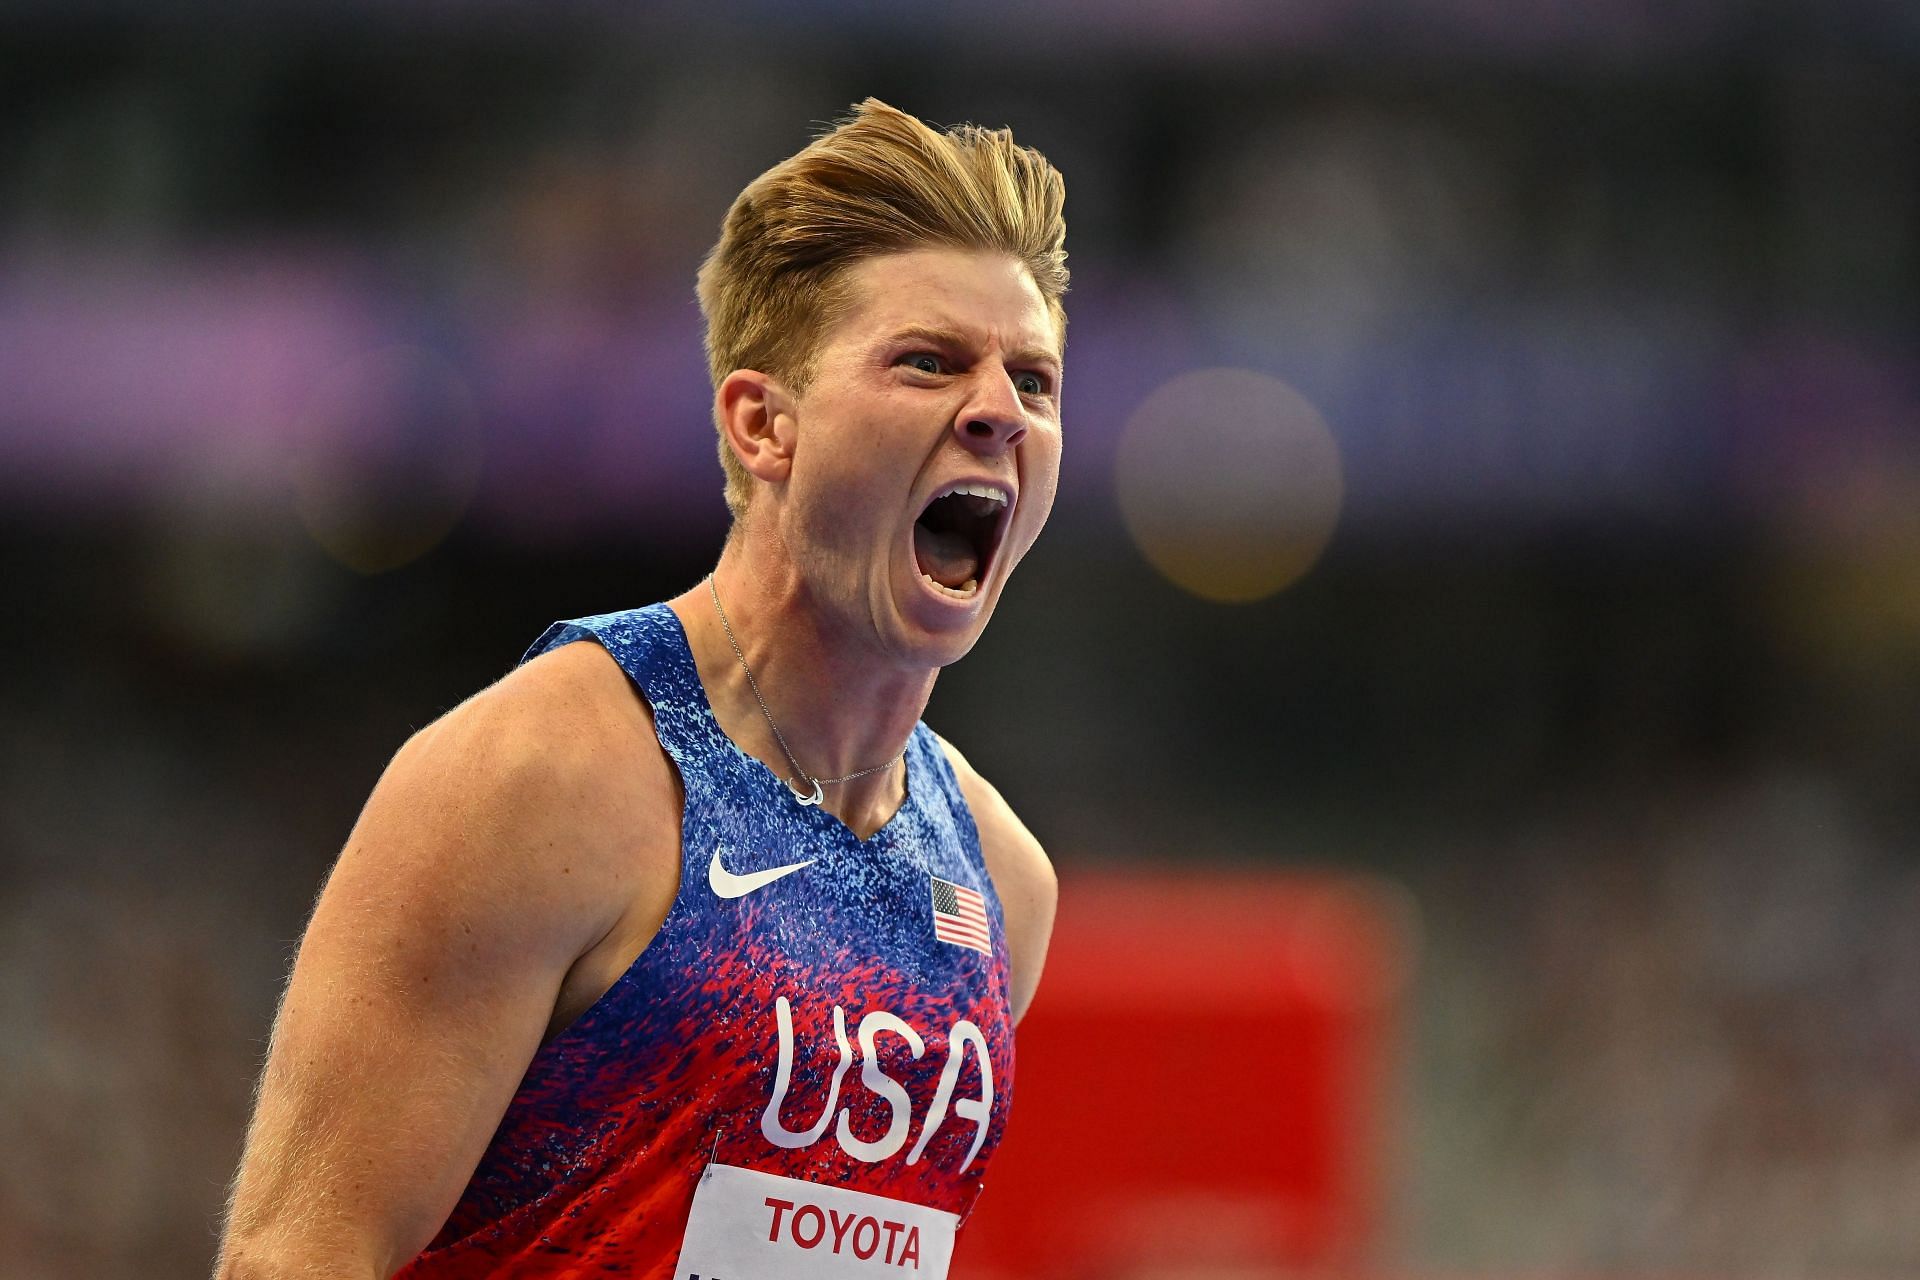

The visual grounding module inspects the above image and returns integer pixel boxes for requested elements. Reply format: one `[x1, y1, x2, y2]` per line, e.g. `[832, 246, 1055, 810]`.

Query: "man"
[216, 98, 1064, 1279]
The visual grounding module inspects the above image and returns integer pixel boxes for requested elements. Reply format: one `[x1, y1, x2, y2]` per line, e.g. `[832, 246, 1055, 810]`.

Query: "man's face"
[778, 247, 1063, 669]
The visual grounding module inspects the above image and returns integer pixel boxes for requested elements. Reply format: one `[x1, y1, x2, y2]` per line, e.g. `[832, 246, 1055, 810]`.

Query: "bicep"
[224, 715, 626, 1275]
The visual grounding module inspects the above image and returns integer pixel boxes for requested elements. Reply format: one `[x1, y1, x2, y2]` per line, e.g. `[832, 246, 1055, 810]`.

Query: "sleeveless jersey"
[395, 603, 1015, 1279]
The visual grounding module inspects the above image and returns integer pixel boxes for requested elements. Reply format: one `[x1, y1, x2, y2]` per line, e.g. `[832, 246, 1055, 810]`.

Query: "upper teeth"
[939, 482, 1009, 505]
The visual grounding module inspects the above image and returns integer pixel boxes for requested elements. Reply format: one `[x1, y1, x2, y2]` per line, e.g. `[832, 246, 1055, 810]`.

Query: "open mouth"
[912, 482, 1011, 599]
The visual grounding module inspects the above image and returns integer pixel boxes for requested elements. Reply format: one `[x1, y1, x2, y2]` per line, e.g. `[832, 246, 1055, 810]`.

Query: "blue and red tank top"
[395, 602, 1014, 1279]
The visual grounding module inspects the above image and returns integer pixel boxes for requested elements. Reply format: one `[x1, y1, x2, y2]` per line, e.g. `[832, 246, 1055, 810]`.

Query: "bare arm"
[217, 642, 673, 1279]
[936, 735, 1059, 1024]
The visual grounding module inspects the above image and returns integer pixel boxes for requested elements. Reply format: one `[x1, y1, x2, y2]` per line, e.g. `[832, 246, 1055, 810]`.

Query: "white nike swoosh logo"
[708, 846, 815, 899]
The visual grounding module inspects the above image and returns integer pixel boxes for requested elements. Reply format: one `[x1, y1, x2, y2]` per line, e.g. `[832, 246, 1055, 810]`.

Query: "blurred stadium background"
[3, 2, 1918, 1276]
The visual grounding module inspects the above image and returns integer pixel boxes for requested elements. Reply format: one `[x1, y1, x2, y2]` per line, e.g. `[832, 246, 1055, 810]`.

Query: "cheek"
[1021, 487, 1057, 544]
[1011, 478, 1058, 554]
[1021, 432, 1062, 506]
[799, 417, 881, 492]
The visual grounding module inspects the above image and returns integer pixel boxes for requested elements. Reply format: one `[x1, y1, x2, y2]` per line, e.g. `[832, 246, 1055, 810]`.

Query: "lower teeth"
[922, 574, 979, 597]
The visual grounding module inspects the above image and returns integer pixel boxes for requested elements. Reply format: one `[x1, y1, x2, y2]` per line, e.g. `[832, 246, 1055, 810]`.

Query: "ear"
[716, 369, 798, 491]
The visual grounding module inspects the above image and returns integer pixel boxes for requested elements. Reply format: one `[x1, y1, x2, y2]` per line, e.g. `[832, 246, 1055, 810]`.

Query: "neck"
[667, 547, 936, 840]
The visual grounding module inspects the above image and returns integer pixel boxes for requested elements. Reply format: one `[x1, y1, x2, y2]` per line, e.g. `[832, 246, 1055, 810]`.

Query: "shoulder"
[219, 638, 680, 1267]
[934, 733, 1058, 1024]
[355, 636, 677, 958]
[411, 637, 669, 828]
[933, 733, 1055, 904]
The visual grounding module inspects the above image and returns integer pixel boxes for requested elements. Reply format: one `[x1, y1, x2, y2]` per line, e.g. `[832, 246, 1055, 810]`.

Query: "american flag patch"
[929, 876, 991, 955]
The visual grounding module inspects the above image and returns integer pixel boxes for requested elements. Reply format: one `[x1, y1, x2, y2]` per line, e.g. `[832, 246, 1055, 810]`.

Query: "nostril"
[964, 420, 995, 438]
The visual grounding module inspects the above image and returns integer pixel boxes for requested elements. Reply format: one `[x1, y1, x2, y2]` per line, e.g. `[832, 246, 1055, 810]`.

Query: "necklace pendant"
[790, 777, 825, 807]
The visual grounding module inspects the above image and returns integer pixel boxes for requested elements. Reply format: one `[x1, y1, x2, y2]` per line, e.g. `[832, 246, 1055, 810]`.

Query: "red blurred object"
[960, 870, 1415, 1278]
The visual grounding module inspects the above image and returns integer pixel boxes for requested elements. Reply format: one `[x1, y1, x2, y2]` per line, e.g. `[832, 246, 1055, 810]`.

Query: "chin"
[886, 570, 1000, 669]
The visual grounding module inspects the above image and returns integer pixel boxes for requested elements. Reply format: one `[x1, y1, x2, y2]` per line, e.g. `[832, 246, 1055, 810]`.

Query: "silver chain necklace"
[706, 576, 904, 807]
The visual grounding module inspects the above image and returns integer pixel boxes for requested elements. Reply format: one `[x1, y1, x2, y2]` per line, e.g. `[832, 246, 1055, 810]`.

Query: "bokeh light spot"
[290, 346, 484, 575]
[1115, 368, 1344, 603]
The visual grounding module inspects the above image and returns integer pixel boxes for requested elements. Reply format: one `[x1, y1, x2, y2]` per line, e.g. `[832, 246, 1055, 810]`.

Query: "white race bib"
[674, 1163, 958, 1280]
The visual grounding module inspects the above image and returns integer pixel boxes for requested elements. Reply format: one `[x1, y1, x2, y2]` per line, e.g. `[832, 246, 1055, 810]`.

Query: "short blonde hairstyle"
[696, 98, 1069, 518]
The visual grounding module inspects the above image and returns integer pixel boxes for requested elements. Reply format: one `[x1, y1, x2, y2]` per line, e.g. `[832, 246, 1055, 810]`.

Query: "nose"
[952, 368, 1029, 453]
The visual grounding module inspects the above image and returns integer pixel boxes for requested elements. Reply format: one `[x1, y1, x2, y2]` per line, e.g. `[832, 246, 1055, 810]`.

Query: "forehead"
[827, 248, 1060, 361]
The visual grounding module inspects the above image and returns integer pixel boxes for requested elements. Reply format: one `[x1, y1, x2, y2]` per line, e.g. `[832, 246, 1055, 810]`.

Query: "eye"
[901, 352, 945, 376]
[1013, 371, 1048, 396]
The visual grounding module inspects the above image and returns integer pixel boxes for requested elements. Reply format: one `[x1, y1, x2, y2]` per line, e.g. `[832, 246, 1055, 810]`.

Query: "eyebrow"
[886, 324, 1063, 372]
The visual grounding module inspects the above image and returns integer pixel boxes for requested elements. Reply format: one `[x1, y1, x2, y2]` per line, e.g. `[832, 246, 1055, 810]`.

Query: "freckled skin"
[394, 608, 1013, 1278]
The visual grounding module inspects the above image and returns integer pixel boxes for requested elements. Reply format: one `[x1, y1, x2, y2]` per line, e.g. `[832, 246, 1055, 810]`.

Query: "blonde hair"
[696, 97, 1069, 519]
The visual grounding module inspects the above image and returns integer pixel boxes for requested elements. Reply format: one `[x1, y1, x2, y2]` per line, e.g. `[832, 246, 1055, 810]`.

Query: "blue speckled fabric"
[396, 602, 1013, 1279]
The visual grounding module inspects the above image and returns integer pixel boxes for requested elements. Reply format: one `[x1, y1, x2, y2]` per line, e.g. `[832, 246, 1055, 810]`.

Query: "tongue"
[914, 522, 980, 590]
